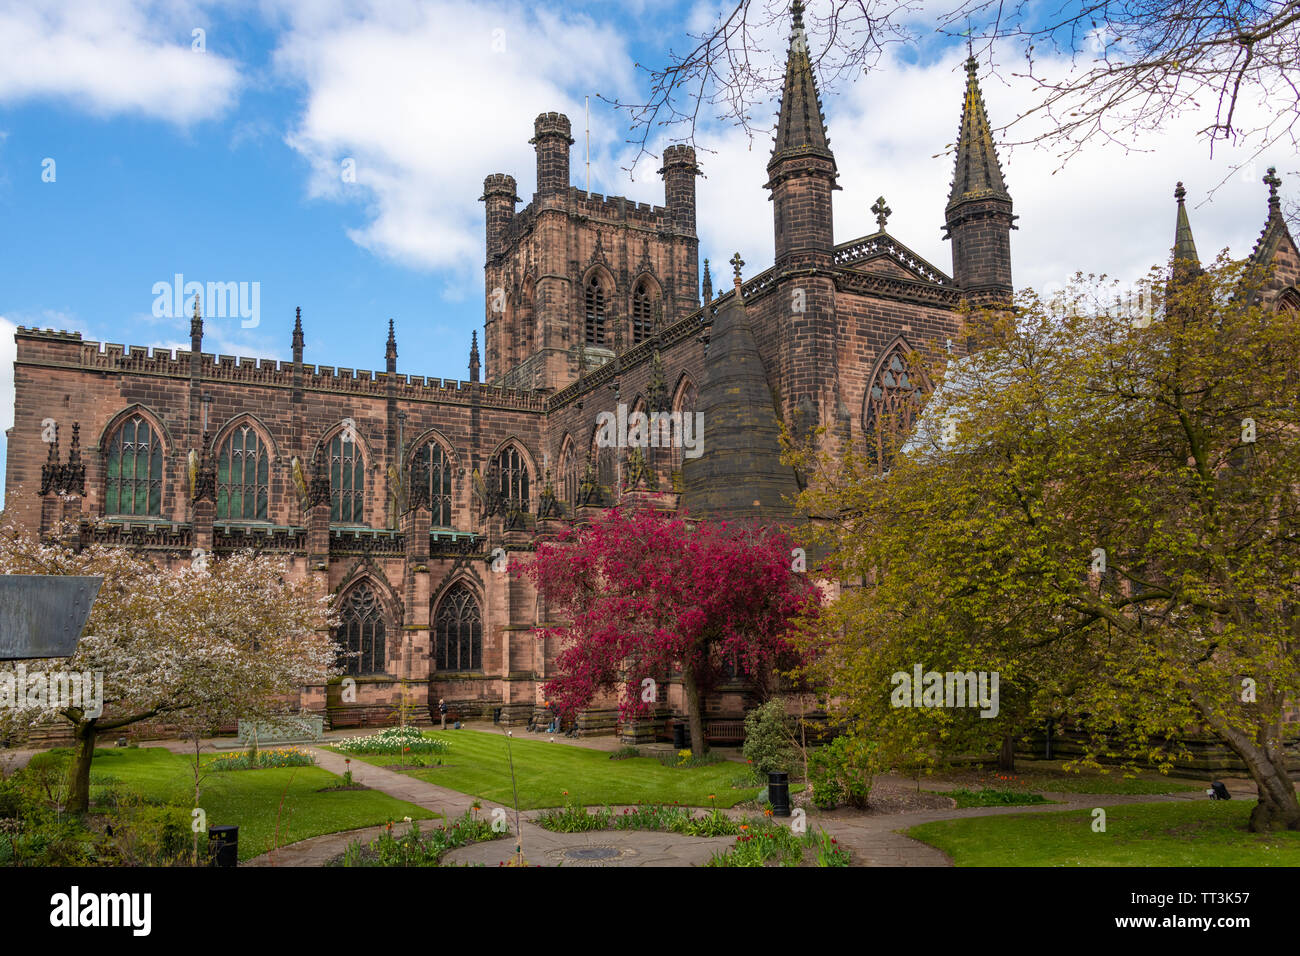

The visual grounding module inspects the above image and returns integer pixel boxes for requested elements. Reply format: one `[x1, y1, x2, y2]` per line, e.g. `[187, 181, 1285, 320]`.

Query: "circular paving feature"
[550, 844, 637, 866]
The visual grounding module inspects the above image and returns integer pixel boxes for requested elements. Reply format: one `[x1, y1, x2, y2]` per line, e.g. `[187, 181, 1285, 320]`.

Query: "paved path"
[5, 728, 1258, 868]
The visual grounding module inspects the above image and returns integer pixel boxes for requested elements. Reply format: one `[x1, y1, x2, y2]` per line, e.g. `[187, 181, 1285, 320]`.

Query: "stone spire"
[943, 56, 1015, 304]
[701, 258, 713, 303]
[292, 306, 304, 360]
[1172, 182, 1200, 268]
[770, 0, 833, 167]
[469, 330, 481, 383]
[681, 287, 800, 522]
[385, 318, 398, 373]
[947, 56, 1010, 208]
[765, 0, 838, 264]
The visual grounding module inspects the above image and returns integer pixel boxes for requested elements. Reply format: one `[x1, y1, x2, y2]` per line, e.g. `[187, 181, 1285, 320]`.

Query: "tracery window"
[585, 274, 608, 346]
[865, 344, 928, 474]
[559, 436, 580, 506]
[411, 441, 454, 527]
[216, 424, 269, 520]
[492, 446, 530, 512]
[434, 584, 482, 671]
[330, 432, 365, 523]
[632, 280, 656, 344]
[335, 583, 386, 676]
[105, 415, 163, 516]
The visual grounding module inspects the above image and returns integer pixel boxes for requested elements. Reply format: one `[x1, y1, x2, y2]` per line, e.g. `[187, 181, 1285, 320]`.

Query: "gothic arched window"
[558, 436, 579, 506]
[411, 441, 453, 527]
[632, 280, 657, 344]
[329, 432, 365, 524]
[434, 584, 482, 671]
[336, 583, 387, 676]
[585, 274, 607, 346]
[670, 378, 698, 476]
[493, 446, 530, 512]
[105, 414, 164, 516]
[864, 344, 928, 474]
[517, 280, 536, 361]
[216, 424, 269, 520]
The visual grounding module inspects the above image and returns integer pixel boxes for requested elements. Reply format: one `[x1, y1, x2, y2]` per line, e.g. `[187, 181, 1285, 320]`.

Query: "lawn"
[34, 746, 435, 861]
[931, 764, 1202, 795]
[331, 729, 760, 809]
[906, 800, 1300, 866]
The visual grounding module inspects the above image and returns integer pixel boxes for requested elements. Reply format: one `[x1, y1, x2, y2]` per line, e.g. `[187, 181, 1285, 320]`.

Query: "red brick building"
[8, 6, 1297, 736]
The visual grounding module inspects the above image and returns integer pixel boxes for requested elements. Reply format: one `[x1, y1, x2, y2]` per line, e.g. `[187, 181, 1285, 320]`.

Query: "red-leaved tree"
[523, 505, 820, 754]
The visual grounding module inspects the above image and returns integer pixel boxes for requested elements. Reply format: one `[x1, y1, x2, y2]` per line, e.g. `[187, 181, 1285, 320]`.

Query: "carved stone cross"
[871, 196, 892, 232]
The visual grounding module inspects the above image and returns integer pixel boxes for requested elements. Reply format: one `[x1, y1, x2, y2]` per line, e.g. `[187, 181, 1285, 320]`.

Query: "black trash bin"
[672, 721, 687, 750]
[209, 825, 239, 867]
[768, 771, 791, 817]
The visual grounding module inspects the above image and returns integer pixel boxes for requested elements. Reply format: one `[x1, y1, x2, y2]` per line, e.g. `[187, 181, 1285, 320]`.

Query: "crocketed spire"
[769, 0, 834, 170]
[1172, 182, 1200, 268]
[947, 56, 1010, 210]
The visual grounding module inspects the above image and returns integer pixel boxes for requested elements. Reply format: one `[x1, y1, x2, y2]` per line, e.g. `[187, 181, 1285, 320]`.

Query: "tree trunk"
[67, 719, 98, 814]
[1238, 746, 1300, 832]
[1203, 710, 1300, 832]
[997, 734, 1015, 772]
[682, 664, 708, 755]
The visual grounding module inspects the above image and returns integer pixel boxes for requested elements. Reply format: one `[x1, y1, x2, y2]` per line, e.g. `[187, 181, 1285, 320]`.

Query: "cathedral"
[7, 4, 1297, 737]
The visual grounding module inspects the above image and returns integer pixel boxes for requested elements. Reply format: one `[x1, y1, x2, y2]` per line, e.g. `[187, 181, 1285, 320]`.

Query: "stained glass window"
[434, 584, 481, 671]
[105, 415, 163, 516]
[865, 345, 927, 473]
[330, 433, 365, 523]
[411, 441, 453, 526]
[216, 424, 268, 520]
[336, 583, 386, 675]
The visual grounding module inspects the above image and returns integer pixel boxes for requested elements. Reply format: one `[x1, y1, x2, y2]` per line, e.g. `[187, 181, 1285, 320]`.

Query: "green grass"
[330, 729, 758, 809]
[34, 746, 434, 861]
[937, 766, 1201, 795]
[906, 800, 1300, 866]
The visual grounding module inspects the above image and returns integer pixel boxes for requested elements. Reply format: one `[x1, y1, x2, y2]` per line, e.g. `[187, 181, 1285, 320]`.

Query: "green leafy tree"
[793, 254, 1300, 831]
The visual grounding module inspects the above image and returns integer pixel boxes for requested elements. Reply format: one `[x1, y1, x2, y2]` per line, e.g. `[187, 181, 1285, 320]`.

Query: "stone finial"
[730, 252, 744, 289]
[872, 196, 892, 232]
[1264, 167, 1282, 210]
[292, 306, 304, 353]
[702, 258, 713, 303]
[385, 318, 397, 361]
[469, 330, 481, 383]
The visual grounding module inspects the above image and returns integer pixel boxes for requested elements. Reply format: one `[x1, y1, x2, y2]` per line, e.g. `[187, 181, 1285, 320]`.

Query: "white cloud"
[274, 0, 639, 276]
[0, 0, 242, 124]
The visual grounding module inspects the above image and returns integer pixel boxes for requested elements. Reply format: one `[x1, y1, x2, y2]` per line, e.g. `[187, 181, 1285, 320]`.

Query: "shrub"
[102, 800, 197, 866]
[609, 746, 641, 760]
[808, 734, 878, 810]
[335, 727, 450, 756]
[743, 699, 798, 777]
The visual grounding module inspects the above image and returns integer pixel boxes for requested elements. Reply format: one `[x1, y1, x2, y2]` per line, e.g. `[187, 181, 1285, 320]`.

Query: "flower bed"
[334, 726, 450, 756]
[332, 811, 502, 867]
[208, 747, 316, 771]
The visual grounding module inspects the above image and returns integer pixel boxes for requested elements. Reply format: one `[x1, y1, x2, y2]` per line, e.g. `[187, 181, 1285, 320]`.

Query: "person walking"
[438, 697, 447, 730]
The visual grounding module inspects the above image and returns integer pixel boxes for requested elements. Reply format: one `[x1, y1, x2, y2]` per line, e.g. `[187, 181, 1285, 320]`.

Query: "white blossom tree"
[0, 522, 339, 813]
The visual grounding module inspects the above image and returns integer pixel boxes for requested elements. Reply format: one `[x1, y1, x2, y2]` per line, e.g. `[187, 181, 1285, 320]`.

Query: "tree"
[792, 254, 1300, 830]
[523, 505, 820, 755]
[616, 0, 1300, 192]
[0, 524, 338, 813]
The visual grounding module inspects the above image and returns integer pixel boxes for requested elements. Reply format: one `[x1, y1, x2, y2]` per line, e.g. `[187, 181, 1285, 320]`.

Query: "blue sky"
[0, 0, 1290, 504]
